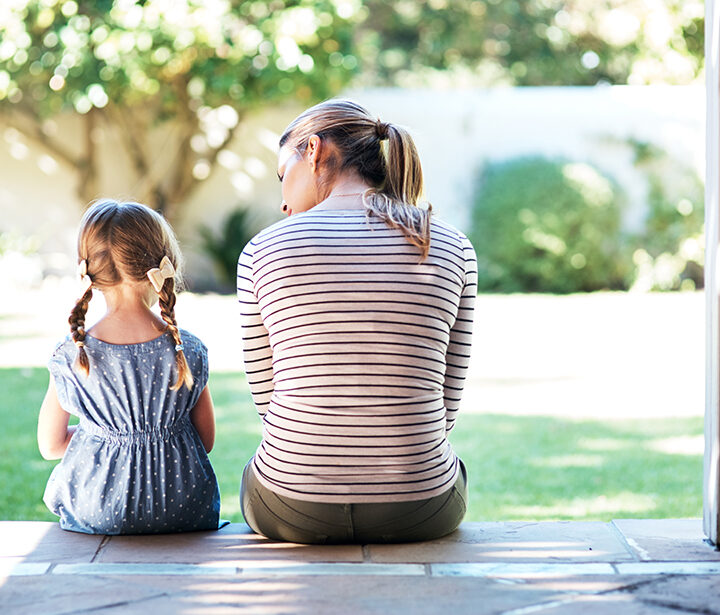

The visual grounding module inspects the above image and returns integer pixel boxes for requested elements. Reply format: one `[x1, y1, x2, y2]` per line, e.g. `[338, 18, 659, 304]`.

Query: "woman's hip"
[240, 457, 467, 544]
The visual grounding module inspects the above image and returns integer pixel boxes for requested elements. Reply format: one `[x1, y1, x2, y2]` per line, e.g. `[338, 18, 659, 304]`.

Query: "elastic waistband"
[81, 417, 190, 443]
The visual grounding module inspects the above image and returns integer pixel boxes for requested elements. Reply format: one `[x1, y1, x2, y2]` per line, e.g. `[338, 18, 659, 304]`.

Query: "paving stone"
[526, 593, 691, 615]
[63, 575, 567, 615]
[622, 574, 720, 615]
[0, 521, 103, 563]
[3, 520, 718, 615]
[616, 561, 720, 575]
[0, 573, 168, 615]
[517, 575, 654, 595]
[366, 522, 635, 563]
[431, 562, 616, 577]
[52, 562, 238, 576]
[0, 558, 50, 577]
[98, 523, 364, 565]
[612, 519, 719, 562]
[238, 562, 426, 576]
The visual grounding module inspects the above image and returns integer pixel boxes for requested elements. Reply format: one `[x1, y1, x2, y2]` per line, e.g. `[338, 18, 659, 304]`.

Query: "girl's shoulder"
[51, 330, 207, 360]
[177, 328, 207, 357]
[50, 335, 76, 361]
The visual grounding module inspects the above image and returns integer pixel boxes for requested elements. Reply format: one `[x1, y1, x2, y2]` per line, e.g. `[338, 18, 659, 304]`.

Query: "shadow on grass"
[0, 368, 702, 524]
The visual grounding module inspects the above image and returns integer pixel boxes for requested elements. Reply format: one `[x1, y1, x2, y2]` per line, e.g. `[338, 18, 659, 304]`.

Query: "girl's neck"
[88, 283, 167, 345]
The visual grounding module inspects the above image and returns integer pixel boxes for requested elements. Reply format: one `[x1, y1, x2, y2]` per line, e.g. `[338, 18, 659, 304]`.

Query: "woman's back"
[238, 204, 476, 503]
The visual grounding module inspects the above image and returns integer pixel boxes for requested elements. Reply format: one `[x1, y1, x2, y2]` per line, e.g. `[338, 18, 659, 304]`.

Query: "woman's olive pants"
[240, 458, 467, 544]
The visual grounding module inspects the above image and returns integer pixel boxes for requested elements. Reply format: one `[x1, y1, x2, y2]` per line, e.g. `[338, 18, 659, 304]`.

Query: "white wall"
[0, 86, 704, 290]
[347, 86, 704, 231]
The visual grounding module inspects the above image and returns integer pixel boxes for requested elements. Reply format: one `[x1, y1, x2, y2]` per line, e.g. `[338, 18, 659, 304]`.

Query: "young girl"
[38, 199, 221, 534]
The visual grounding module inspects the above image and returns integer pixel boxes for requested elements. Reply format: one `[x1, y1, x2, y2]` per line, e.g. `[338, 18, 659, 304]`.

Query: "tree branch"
[77, 109, 98, 205]
[2, 106, 81, 170]
[108, 102, 150, 181]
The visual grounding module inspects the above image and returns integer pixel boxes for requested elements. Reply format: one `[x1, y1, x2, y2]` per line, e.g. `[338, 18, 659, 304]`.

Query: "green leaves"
[356, 0, 704, 87]
[0, 0, 361, 218]
[0, 0, 360, 115]
[469, 157, 632, 293]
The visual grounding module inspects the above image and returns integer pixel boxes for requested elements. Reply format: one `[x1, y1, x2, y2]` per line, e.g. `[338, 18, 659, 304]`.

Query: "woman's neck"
[314, 174, 374, 210]
[325, 171, 373, 198]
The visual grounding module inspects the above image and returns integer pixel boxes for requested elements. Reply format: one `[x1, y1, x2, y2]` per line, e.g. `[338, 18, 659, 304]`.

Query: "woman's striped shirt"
[237, 201, 477, 503]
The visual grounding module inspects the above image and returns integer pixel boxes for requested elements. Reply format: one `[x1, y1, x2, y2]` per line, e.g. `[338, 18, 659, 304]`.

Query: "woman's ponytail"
[365, 121, 432, 259]
[382, 123, 423, 207]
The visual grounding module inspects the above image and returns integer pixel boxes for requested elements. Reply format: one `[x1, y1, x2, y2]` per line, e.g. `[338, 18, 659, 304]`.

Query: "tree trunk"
[77, 109, 99, 206]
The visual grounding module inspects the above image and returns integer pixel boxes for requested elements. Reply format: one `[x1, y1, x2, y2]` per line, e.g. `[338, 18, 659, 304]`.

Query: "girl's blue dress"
[43, 329, 221, 534]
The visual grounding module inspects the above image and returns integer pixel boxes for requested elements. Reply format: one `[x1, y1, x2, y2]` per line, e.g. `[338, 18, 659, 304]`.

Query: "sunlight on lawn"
[504, 493, 658, 519]
[0, 290, 705, 523]
[0, 368, 703, 523]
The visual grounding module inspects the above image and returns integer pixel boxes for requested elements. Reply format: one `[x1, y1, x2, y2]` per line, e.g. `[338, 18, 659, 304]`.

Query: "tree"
[0, 0, 360, 221]
[0, 1, 704, 224]
[355, 0, 704, 87]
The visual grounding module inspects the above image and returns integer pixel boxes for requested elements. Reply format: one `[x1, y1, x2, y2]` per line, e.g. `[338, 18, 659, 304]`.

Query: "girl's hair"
[279, 99, 432, 258]
[71, 199, 193, 390]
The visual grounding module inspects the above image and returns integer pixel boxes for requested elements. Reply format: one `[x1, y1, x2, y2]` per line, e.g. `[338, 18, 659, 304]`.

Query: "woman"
[237, 99, 477, 543]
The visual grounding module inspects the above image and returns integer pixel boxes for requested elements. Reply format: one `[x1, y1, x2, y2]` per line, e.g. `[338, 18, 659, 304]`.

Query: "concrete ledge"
[1, 519, 718, 615]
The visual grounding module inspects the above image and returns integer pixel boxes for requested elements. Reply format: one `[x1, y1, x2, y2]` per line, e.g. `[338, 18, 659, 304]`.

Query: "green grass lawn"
[0, 367, 702, 523]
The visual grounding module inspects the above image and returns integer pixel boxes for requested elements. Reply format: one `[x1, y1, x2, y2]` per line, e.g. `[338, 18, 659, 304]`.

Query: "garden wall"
[0, 85, 703, 290]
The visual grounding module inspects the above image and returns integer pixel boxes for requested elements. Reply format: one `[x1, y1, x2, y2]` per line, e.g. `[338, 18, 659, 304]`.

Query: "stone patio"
[1, 519, 718, 614]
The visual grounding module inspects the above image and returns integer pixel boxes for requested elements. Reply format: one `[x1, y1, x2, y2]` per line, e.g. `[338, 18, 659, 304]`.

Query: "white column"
[705, 0, 720, 546]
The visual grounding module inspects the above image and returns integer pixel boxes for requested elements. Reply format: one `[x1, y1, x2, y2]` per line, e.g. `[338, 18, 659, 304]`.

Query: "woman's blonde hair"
[70, 199, 193, 390]
[280, 99, 432, 258]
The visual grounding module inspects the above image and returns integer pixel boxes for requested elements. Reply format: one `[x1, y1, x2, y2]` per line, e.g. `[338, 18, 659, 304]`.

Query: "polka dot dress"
[43, 330, 221, 535]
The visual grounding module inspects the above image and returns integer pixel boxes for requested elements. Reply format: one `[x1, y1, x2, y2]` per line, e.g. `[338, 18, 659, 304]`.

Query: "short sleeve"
[47, 339, 82, 417]
[186, 336, 209, 409]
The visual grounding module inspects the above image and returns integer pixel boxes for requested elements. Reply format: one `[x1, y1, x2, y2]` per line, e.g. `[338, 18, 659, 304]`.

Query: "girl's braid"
[158, 278, 194, 390]
[69, 286, 93, 376]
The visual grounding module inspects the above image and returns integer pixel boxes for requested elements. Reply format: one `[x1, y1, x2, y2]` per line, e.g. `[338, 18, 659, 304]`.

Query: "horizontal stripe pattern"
[237, 209, 477, 503]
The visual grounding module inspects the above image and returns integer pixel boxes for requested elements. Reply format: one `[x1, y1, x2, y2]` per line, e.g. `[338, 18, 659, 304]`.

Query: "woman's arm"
[443, 235, 478, 434]
[237, 241, 274, 417]
[190, 386, 216, 453]
[37, 376, 76, 460]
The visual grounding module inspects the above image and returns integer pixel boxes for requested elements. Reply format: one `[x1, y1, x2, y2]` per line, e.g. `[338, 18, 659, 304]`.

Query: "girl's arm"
[37, 376, 76, 460]
[190, 386, 216, 453]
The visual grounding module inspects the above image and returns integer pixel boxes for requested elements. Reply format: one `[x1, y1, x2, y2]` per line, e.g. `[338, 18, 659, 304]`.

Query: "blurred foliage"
[470, 157, 633, 293]
[0, 0, 361, 219]
[358, 0, 704, 86]
[629, 140, 704, 291]
[0, 0, 706, 236]
[0, 230, 40, 255]
[199, 207, 256, 291]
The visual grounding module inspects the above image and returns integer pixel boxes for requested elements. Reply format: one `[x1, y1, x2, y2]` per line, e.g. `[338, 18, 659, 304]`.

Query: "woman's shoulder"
[244, 209, 358, 253]
[244, 214, 312, 249]
[430, 216, 473, 246]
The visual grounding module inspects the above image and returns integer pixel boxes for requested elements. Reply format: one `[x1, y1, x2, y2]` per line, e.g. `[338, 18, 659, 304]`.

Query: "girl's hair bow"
[147, 256, 175, 293]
